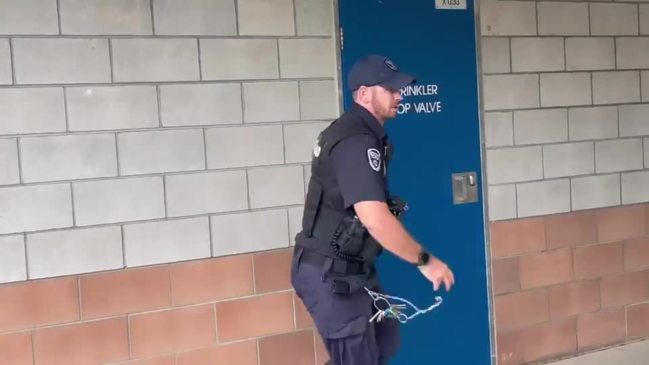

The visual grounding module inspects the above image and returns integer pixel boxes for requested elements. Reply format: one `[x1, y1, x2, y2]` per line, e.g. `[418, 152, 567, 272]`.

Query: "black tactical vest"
[295, 105, 391, 263]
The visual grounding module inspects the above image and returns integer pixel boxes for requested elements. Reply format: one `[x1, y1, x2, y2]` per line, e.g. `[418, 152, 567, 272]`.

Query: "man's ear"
[356, 86, 371, 103]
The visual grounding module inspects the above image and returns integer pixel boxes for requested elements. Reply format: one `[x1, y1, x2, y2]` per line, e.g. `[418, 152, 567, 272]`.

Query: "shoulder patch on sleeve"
[367, 148, 381, 172]
[312, 135, 322, 157]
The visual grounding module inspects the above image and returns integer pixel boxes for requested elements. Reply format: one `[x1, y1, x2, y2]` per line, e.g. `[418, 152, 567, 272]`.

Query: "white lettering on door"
[397, 83, 443, 115]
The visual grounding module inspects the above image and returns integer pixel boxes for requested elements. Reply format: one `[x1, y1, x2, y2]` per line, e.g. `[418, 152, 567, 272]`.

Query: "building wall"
[483, 0, 649, 221]
[0, 0, 336, 364]
[0, 0, 648, 364]
[0, 0, 338, 284]
[481, 0, 649, 363]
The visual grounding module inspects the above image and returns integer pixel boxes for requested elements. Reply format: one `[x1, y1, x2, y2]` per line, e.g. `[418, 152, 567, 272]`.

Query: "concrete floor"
[547, 340, 649, 365]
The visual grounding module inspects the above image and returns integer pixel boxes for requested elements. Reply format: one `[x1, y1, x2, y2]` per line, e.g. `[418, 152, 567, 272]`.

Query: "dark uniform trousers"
[291, 247, 400, 365]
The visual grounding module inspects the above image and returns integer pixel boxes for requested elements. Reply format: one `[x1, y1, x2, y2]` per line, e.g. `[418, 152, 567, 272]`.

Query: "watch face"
[419, 252, 429, 265]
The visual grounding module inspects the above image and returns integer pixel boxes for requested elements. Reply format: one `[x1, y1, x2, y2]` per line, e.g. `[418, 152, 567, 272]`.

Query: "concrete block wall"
[481, 0, 649, 221]
[0, 0, 338, 284]
[490, 204, 649, 364]
[0, 1, 338, 364]
[0, 248, 330, 365]
[482, 1, 649, 364]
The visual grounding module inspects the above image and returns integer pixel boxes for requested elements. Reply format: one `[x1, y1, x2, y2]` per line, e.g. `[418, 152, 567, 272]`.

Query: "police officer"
[291, 54, 455, 365]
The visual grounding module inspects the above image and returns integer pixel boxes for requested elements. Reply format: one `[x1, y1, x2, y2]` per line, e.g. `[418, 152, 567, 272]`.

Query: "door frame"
[331, 1, 497, 363]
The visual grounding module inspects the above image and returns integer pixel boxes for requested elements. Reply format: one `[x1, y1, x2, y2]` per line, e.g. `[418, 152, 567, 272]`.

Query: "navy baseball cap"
[348, 54, 415, 91]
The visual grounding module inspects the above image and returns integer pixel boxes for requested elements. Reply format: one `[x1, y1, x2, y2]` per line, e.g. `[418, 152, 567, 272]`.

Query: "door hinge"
[339, 27, 344, 50]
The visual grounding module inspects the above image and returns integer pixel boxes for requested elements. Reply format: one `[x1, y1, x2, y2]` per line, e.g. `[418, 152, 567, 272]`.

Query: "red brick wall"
[492, 203, 649, 364]
[2, 204, 649, 364]
[0, 250, 329, 365]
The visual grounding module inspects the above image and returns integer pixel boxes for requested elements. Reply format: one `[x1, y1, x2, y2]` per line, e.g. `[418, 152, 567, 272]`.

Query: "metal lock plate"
[451, 172, 478, 204]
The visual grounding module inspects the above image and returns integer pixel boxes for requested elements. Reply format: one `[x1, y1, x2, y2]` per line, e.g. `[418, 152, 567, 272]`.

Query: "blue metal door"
[338, 1, 492, 364]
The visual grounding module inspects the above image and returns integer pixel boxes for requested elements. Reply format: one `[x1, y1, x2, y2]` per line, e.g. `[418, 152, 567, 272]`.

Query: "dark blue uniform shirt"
[331, 104, 390, 209]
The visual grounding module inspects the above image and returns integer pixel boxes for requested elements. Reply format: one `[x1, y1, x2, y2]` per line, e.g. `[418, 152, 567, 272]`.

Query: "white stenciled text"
[397, 83, 443, 115]
[400, 84, 438, 97]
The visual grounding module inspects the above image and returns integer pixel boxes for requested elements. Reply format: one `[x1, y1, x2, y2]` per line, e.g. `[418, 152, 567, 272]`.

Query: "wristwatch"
[417, 250, 430, 266]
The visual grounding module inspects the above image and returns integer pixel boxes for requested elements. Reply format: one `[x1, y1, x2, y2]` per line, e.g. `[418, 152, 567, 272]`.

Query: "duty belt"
[296, 248, 366, 275]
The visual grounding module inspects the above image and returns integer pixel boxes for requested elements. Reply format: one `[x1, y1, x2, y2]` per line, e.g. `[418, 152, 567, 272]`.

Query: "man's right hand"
[418, 257, 455, 291]
[353, 200, 456, 292]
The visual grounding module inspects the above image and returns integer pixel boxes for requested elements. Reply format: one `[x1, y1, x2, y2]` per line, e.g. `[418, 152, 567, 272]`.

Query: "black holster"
[331, 215, 367, 260]
[330, 196, 407, 263]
